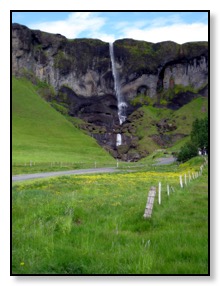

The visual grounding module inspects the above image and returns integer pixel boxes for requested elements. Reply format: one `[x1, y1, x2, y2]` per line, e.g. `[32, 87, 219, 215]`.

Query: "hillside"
[12, 23, 208, 161]
[12, 77, 115, 165]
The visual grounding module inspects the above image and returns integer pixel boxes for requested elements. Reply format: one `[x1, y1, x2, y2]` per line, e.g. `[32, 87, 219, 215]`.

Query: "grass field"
[12, 77, 114, 172]
[12, 157, 208, 274]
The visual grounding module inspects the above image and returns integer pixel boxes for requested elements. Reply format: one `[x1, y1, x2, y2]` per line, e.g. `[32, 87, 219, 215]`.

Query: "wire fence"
[143, 157, 208, 218]
[12, 159, 179, 171]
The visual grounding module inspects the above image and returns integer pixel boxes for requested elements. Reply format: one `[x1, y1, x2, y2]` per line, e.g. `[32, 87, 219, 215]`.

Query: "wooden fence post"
[180, 175, 183, 188]
[188, 171, 191, 182]
[200, 165, 203, 175]
[158, 182, 161, 205]
[167, 184, 170, 196]
[143, 186, 157, 219]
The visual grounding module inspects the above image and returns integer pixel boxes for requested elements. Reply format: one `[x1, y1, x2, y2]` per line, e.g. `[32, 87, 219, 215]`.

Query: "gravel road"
[12, 168, 117, 182]
[12, 156, 177, 182]
[153, 156, 177, 166]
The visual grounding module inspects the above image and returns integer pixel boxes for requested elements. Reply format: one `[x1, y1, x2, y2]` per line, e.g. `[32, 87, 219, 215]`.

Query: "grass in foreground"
[12, 157, 208, 274]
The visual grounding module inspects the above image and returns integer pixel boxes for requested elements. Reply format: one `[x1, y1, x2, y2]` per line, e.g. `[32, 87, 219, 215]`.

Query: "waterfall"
[116, 134, 122, 146]
[109, 42, 127, 146]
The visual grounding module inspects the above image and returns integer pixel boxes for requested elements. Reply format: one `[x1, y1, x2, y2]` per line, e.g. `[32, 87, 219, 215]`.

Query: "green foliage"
[130, 94, 154, 106]
[160, 98, 168, 105]
[191, 117, 209, 150]
[177, 117, 208, 162]
[69, 38, 107, 46]
[57, 90, 68, 102]
[33, 44, 43, 51]
[36, 80, 56, 102]
[54, 51, 74, 74]
[20, 68, 39, 85]
[19, 68, 56, 101]
[159, 84, 198, 105]
[50, 101, 68, 115]
[177, 142, 198, 162]
[54, 51, 66, 68]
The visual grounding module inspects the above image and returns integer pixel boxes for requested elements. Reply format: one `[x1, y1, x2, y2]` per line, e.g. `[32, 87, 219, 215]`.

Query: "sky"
[11, 11, 209, 44]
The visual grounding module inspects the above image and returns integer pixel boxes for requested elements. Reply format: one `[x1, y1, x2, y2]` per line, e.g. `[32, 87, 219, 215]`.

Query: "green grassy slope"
[130, 97, 208, 155]
[172, 97, 208, 134]
[12, 77, 114, 165]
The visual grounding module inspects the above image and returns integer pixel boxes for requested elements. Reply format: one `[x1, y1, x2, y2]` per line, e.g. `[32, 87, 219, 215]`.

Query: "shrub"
[130, 94, 154, 106]
[177, 116, 208, 162]
[177, 142, 198, 162]
[191, 117, 208, 150]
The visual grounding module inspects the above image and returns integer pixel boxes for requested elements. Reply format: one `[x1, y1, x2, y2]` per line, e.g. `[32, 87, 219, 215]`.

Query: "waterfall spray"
[109, 42, 127, 146]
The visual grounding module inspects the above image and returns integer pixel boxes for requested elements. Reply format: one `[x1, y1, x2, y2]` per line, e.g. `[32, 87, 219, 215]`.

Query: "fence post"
[158, 182, 161, 205]
[200, 165, 203, 175]
[180, 175, 183, 188]
[184, 173, 187, 186]
[167, 184, 170, 196]
[143, 186, 157, 219]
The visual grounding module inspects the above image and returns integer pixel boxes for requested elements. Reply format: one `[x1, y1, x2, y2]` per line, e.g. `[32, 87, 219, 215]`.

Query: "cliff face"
[114, 39, 208, 101]
[12, 23, 208, 161]
[12, 23, 113, 97]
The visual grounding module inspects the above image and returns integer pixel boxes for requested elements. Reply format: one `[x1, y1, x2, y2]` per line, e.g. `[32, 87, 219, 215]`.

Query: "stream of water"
[109, 42, 127, 146]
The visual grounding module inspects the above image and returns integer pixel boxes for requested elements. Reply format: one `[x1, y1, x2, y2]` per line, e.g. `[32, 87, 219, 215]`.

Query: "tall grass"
[12, 157, 208, 274]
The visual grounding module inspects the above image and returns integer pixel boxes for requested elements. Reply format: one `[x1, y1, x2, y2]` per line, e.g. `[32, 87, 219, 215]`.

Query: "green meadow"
[12, 77, 114, 174]
[12, 157, 208, 274]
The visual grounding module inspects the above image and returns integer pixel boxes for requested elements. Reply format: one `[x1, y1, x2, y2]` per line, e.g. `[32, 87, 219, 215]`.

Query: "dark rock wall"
[12, 23, 208, 161]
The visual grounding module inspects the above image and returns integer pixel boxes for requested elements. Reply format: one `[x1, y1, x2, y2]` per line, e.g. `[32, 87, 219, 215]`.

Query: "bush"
[191, 117, 208, 150]
[177, 116, 208, 162]
[130, 94, 153, 106]
[177, 142, 198, 162]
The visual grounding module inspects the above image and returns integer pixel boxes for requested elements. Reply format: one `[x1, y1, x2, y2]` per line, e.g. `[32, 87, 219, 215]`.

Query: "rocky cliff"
[12, 23, 208, 161]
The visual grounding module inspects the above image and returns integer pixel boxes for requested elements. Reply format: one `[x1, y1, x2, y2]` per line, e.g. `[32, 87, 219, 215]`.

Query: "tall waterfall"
[109, 42, 127, 146]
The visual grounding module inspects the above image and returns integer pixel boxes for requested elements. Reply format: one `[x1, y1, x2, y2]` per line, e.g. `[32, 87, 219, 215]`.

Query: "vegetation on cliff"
[12, 23, 208, 162]
[114, 38, 208, 75]
[119, 97, 208, 160]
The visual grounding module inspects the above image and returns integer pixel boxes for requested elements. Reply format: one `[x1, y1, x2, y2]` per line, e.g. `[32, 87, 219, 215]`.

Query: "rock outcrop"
[12, 23, 208, 160]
